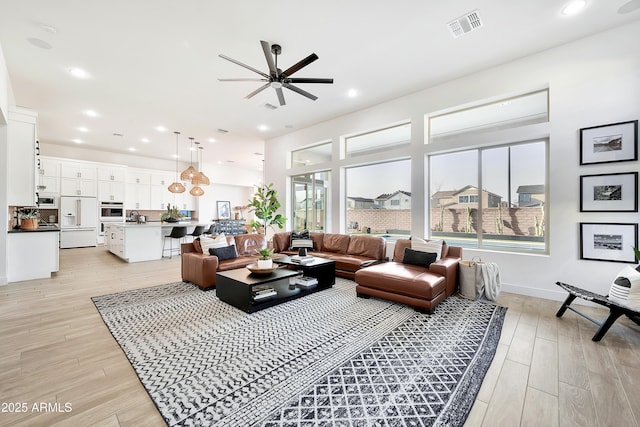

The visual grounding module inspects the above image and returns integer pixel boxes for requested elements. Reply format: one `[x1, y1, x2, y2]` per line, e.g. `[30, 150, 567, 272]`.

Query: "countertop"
[8, 224, 60, 233]
[103, 221, 208, 228]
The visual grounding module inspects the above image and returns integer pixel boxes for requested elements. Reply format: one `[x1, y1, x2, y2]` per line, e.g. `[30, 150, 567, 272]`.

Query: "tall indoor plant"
[247, 183, 286, 234]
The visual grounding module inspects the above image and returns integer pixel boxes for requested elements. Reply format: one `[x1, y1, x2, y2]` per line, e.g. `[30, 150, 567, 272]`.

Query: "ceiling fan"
[218, 40, 333, 106]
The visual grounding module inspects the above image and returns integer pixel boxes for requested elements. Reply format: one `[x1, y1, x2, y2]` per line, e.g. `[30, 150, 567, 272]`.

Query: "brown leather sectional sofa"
[181, 234, 267, 289]
[272, 232, 386, 279]
[355, 239, 462, 313]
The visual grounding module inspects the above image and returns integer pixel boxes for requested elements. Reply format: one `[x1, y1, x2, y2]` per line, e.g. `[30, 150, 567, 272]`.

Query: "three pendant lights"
[168, 131, 210, 196]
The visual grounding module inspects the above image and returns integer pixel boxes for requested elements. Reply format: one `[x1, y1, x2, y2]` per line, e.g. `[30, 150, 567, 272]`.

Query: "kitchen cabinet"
[149, 171, 175, 210]
[98, 166, 126, 183]
[126, 169, 151, 185]
[7, 230, 59, 282]
[125, 184, 150, 210]
[7, 107, 38, 206]
[60, 162, 97, 196]
[105, 223, 163, 262]
[37, 158, 60, 194]
[98, 180, 125, 202]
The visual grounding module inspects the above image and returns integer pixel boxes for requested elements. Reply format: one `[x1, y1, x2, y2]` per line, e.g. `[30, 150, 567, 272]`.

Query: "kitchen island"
[104, 221, 209, 262]
[7, 225, 60, 282]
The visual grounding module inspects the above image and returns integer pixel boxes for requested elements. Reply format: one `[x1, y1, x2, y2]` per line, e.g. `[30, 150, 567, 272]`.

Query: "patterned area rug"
[92, 278, 506, 426]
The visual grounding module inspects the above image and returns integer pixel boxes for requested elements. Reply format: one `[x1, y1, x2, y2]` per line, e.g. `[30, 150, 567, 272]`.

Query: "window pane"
[481, 142, 546, 252]
[345, 123, 410, 158]
[291, 142, 332, 168]
[292, 171, 329, 231]
[430, 151, 479, 247]
[346, 160, 411, 236]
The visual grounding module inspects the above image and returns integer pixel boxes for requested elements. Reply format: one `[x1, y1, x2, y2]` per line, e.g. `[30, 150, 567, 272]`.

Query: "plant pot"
[20, 218, 39, 230]
[257, 259, 273, 269]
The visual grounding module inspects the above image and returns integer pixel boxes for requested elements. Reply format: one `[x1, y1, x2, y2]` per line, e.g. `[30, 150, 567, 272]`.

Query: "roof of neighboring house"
[375, 190, 412, 200]
[517, 185, 545, 194]
[347, 196, 375, 203]
[440, 185, 503, 199]
[431, 190, 457, 199]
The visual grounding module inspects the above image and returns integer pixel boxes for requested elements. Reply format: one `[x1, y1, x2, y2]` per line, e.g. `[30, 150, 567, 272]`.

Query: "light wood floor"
[1, 247, 638, 426]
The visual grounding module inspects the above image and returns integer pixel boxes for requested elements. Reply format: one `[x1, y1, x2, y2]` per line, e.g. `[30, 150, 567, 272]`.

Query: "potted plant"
[19, 208, 40, 230]
[257, 248, 274, 269]
[160, 203, 183, 223]
[247, 183, 286, 235]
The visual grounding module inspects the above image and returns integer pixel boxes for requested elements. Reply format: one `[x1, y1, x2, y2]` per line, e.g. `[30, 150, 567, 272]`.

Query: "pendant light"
[168, 131, 186, 194]
[180, 137, 199, 181]
[191, 142, 210, 186]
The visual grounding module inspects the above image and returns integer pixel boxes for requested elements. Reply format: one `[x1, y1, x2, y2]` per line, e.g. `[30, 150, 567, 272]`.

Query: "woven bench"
[555, 281, 640, 341]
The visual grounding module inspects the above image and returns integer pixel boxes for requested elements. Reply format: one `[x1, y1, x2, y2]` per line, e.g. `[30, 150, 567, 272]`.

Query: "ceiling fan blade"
[287, 78, 334, 84]
[219, 54, 270, 79]
[260, 40, 278, 77]
[283, 83, 318, 101]
[281, 53, 318, 77]
[218, 78, 269, 82]
[245, 83, 271, 99]
[275, 87, 286, 106]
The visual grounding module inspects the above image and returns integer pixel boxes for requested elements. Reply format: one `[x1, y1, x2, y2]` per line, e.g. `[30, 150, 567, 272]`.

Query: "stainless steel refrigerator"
[60, 196, 98, 248]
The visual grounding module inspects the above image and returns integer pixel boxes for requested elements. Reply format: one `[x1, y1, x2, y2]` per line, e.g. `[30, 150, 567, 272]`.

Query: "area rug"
[92, 278, 506, 426]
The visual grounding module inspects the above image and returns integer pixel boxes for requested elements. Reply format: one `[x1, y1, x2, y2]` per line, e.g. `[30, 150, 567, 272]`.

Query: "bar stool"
[205, 223, 217, 236]
[188, 225, 205, 242]
[162, 227, 187, 259]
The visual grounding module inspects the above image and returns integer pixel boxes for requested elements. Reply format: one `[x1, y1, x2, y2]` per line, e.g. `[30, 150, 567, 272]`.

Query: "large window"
[291, 142, 332, 168]
[345, 159, 411, 236]
[429, 140, 547, 252]
[291, 172, 329, 231]
[345, 122, 410, 158]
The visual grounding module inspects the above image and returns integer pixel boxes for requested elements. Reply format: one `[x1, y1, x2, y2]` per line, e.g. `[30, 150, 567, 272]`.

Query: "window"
[345, 160, 411, 236]
[291, 171, 329, 231]
[345, 123, 410, 158]
[291, 142, 332, 168]
[429, 140, 547, 253]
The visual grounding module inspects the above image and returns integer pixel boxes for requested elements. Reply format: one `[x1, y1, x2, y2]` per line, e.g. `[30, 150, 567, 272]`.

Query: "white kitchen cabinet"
[150, 172, 173, 187]
[37, 158, 60, 194]
[105, 224, 124, 258]
[125, 183, 150, 210]
[60, 162, 97, 196]
[98, 166, 126, 182]
[61, 177, 97, 197]
[39, 158, 61, 178]
[98, 180, 125, 202]
[7, 107, 38, 206]
[7, 231, 59, 282]
[126, 169, 151, 185]
[174, 191, 195, 211]
[150, 185, 170, 211]
[105, 224, 162, 262]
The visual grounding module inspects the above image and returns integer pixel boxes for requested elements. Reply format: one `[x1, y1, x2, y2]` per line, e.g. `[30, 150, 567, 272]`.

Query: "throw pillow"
[209, 245, 238, 261]
[290, 230, 314, 250]
[411, 236, 443, 260]
[192, 238, 202, 253]
[200, 233, 228, 253]
[402, 248, 437, 268]
[609, 265, 640, 310]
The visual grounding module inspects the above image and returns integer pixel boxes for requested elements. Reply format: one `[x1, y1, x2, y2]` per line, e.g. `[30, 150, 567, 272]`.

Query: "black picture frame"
[579, 172, 638, 212]
[580, 222, 638, 263]
[217, 201, 231, 220]
[579, 120, 638, 165]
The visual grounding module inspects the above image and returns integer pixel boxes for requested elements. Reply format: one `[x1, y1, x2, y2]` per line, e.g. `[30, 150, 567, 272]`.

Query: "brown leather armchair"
[181, 234, 267, 289]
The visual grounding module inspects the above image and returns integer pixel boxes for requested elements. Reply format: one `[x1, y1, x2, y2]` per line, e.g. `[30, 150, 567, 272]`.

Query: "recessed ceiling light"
[562, 0, 587, 15]
[72, 138, 83, 144]
[84, 109, 98, 117]
[208, 138, 216, 143]
[257, 124, 269, 132]
[347, 89, 358, 98]
[67, 67, 90, 79]
[129, 147, 136, 152]
[172, 154, 179, 159]
[217, 160, 223, 164]
[76, 126, 88, 133]
[155, 126, 167, 132]
[141, 137, 150, 143]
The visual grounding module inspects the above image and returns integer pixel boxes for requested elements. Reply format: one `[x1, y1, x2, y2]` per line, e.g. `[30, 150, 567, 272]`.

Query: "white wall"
[1, 43, 16, 285]
[266, 21, 640, 301]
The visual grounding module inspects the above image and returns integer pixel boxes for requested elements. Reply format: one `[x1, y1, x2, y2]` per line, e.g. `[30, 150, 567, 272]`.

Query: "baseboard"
[500, 282, 600, 307]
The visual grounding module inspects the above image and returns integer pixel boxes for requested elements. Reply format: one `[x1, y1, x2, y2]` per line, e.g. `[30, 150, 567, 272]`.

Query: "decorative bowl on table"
[246, 263, 278, 275]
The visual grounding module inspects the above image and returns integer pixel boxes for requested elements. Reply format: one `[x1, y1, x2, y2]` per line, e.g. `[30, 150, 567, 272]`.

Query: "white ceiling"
[1, 0, 639, 171]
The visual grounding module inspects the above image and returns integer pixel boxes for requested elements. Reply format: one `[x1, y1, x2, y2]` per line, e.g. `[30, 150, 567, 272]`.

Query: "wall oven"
[99, 202, 125, 220]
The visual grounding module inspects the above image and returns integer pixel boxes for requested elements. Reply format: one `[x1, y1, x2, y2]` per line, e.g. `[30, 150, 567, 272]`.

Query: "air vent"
[264, 103, 278, 110]
[216, 128, 229, 134]
[447, 9, 483, 38]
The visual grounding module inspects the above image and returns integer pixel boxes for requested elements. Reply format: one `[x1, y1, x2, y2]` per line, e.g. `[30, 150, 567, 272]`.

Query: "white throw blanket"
[479, 262, 501, 301]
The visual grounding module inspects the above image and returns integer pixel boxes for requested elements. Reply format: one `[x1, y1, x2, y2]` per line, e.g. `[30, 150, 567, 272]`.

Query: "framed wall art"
[579, 120, 638, 165]
[217, 201, 231, 220]
[580, 172, 638, 212]
[580, 222, 638, 263]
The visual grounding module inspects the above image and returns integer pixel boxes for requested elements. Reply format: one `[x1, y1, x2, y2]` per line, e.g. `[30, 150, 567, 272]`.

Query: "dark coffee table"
[274, 256, 336, 287]
[216, 263, 333, 313]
